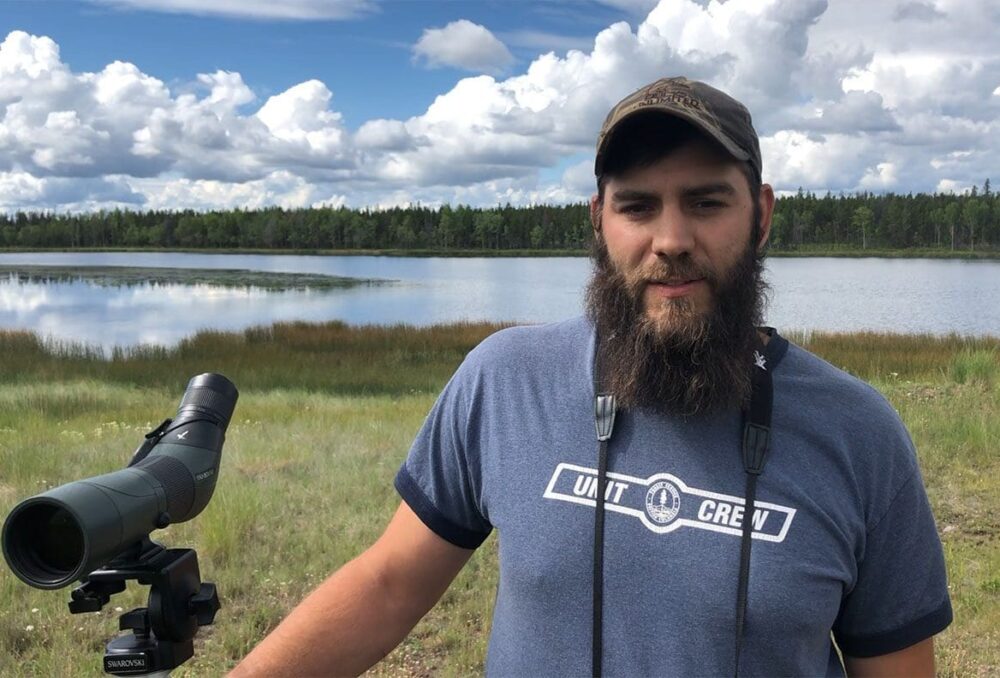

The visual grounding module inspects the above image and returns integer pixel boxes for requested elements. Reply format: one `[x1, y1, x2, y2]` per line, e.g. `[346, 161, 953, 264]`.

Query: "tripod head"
[69, 538, 219, 676]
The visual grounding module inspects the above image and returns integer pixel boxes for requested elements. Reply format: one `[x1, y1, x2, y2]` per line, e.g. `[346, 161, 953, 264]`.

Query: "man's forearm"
[229, 552, 417, 677]
[229, 503, 473, 677]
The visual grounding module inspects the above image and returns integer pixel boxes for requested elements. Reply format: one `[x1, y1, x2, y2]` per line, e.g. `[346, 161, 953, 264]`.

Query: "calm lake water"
[0, 252, 998, 351]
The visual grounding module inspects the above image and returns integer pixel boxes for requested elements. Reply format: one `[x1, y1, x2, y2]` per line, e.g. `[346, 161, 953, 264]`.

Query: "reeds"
[950, 348, 998, 387]
[790, 330, 1000, 382]
[4, 324, 995, 391]
[0, 321, 509, 396]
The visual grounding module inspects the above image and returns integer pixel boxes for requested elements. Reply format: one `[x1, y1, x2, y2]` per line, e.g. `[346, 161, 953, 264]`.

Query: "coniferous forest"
[1, 182, 998, 254]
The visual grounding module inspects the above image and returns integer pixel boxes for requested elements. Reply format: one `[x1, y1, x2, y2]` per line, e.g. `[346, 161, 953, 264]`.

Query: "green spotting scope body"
[2, 373, 238, 590]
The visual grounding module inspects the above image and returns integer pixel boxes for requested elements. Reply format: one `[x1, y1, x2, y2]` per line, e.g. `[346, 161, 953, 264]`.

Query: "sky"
[0, 0, 997, 213]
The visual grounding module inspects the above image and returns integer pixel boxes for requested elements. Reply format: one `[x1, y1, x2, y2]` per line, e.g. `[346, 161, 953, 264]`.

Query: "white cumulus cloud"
[1, 0, 999, 212]
[355, 119, 417, 151]
[413, 20, 515, 75]
[131, 171, 322, 211]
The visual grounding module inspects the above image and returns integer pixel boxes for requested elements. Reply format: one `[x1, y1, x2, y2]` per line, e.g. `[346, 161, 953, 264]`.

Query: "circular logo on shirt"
[645, 481, 681, 524]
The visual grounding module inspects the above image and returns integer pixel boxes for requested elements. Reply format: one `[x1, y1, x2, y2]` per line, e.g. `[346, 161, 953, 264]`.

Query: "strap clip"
[741, 423, 770, 475]
[128, 418, 173, 467]
[595, 394, 616, 442]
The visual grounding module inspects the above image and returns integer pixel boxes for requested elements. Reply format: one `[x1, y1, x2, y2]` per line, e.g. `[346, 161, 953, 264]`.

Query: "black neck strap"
[590, 333, 774, 678]
[733, 337, 773, 677]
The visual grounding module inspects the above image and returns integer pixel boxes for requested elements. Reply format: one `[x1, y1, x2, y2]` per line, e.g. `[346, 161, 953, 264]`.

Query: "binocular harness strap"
[592, 393, 616, 677]
[591, 336, 773, 678]
[734, 343, 773, 677]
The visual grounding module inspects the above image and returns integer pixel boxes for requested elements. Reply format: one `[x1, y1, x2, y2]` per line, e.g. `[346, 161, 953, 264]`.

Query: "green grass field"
[0, 324, 997, 676]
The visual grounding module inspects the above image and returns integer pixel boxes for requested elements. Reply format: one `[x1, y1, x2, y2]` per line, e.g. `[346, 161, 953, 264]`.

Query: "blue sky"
[1, 0, 998, 212]
[2, 1, 626, 125]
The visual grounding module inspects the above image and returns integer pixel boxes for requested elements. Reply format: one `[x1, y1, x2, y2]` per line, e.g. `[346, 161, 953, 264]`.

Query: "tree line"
[1, 181, 997, 253]
[769, 181, 998, 252]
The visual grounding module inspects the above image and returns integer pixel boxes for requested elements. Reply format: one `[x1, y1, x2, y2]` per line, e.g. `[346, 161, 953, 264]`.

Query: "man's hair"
[595, 112, 762, 247]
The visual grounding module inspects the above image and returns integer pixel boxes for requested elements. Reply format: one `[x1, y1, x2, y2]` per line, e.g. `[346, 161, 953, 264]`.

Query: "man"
[233, 77, 952, 677]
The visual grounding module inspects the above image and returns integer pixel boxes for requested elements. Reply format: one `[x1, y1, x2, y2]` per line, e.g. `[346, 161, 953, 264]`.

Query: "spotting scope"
[2, 373, 238, 590]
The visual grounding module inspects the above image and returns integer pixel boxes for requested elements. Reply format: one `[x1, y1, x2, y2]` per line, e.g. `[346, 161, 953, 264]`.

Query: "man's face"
[591, 137, 771, 338]
[585, 136, 775, 415]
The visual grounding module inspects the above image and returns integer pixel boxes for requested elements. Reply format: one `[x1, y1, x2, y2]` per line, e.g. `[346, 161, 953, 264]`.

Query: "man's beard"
[585, 234, 768, 417]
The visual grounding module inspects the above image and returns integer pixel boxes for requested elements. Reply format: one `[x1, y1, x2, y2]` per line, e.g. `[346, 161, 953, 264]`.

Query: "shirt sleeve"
[395, 357, 493, 550]
[832, 462, 952, 657]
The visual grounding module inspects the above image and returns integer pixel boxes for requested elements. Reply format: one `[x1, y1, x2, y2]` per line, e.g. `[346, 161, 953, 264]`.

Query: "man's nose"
[650, 205, 695, 257]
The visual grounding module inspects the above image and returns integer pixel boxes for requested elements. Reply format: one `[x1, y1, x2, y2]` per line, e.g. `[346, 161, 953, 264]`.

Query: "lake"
[0, 252, 998, 351]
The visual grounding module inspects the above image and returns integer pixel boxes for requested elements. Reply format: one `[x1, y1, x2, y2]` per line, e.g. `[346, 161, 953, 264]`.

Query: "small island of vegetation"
[0, 265, 390, 291]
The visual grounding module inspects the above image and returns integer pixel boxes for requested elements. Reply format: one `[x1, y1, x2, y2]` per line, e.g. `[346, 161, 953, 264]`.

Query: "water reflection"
[1, 281, 422, 350]
[763, 258, 1000, 337]
[0, 252, 997, 351]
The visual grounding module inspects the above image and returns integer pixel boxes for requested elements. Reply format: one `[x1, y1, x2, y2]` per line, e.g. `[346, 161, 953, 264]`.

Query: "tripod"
[68, 538, 220, 677]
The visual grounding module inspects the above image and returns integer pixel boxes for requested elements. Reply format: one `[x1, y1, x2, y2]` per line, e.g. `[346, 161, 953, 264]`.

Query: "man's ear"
[590, 194, 602, 232]
[756, 183, 775, 254]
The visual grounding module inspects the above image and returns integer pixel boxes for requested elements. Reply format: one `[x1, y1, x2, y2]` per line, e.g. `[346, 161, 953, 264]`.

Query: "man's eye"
[693, 200, 725, 210]
[622, 204, 651, 215]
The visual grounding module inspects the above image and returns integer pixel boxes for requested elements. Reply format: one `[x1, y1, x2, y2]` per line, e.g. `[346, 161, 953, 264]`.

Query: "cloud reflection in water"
[0, 269, 587, 352]
[0, 280, 360, 350]
[1, 254, 998, 353]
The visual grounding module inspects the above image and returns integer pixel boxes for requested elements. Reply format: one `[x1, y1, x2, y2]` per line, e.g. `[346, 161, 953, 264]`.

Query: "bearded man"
[233, 78, 951, 678]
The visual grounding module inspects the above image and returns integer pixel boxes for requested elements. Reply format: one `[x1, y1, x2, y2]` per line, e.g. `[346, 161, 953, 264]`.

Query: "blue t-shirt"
[395, 317, 952, 676]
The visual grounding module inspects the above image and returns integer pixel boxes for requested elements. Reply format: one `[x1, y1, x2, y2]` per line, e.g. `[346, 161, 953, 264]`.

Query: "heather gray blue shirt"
[395, 316, 952, 677]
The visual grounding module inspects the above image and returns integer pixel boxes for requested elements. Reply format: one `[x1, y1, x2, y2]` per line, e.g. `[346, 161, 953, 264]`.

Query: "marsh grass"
[0, 321, 505, 395]
[950, 349, 998, 387]
[0, 324, 996, 676]
[789, 331, 1000, 382]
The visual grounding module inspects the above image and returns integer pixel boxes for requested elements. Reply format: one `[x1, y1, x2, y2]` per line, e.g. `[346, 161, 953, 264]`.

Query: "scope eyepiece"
[175, 373, 239, 429]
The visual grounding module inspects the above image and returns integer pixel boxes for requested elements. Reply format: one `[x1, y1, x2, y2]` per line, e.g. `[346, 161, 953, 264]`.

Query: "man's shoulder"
[465, 316, 592, 368]
[779, 340, 890, 406]
[777, 339, 913, 451]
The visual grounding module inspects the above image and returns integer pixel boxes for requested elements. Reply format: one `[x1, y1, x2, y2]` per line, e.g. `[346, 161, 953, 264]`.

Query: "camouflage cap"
[595, 77, 762, 179]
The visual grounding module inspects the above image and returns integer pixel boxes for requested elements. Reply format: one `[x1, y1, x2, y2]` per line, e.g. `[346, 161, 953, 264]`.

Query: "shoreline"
[1, 246, 998, 260]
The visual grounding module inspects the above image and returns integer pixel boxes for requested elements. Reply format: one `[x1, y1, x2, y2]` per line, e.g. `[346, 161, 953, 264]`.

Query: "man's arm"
[844, 637, 936, 678]
[229, 501, 474, 677]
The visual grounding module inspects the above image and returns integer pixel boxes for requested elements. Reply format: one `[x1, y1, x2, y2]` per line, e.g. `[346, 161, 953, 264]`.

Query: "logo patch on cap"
[632, 79, 720, 131]
[641, 81, 703, 111]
